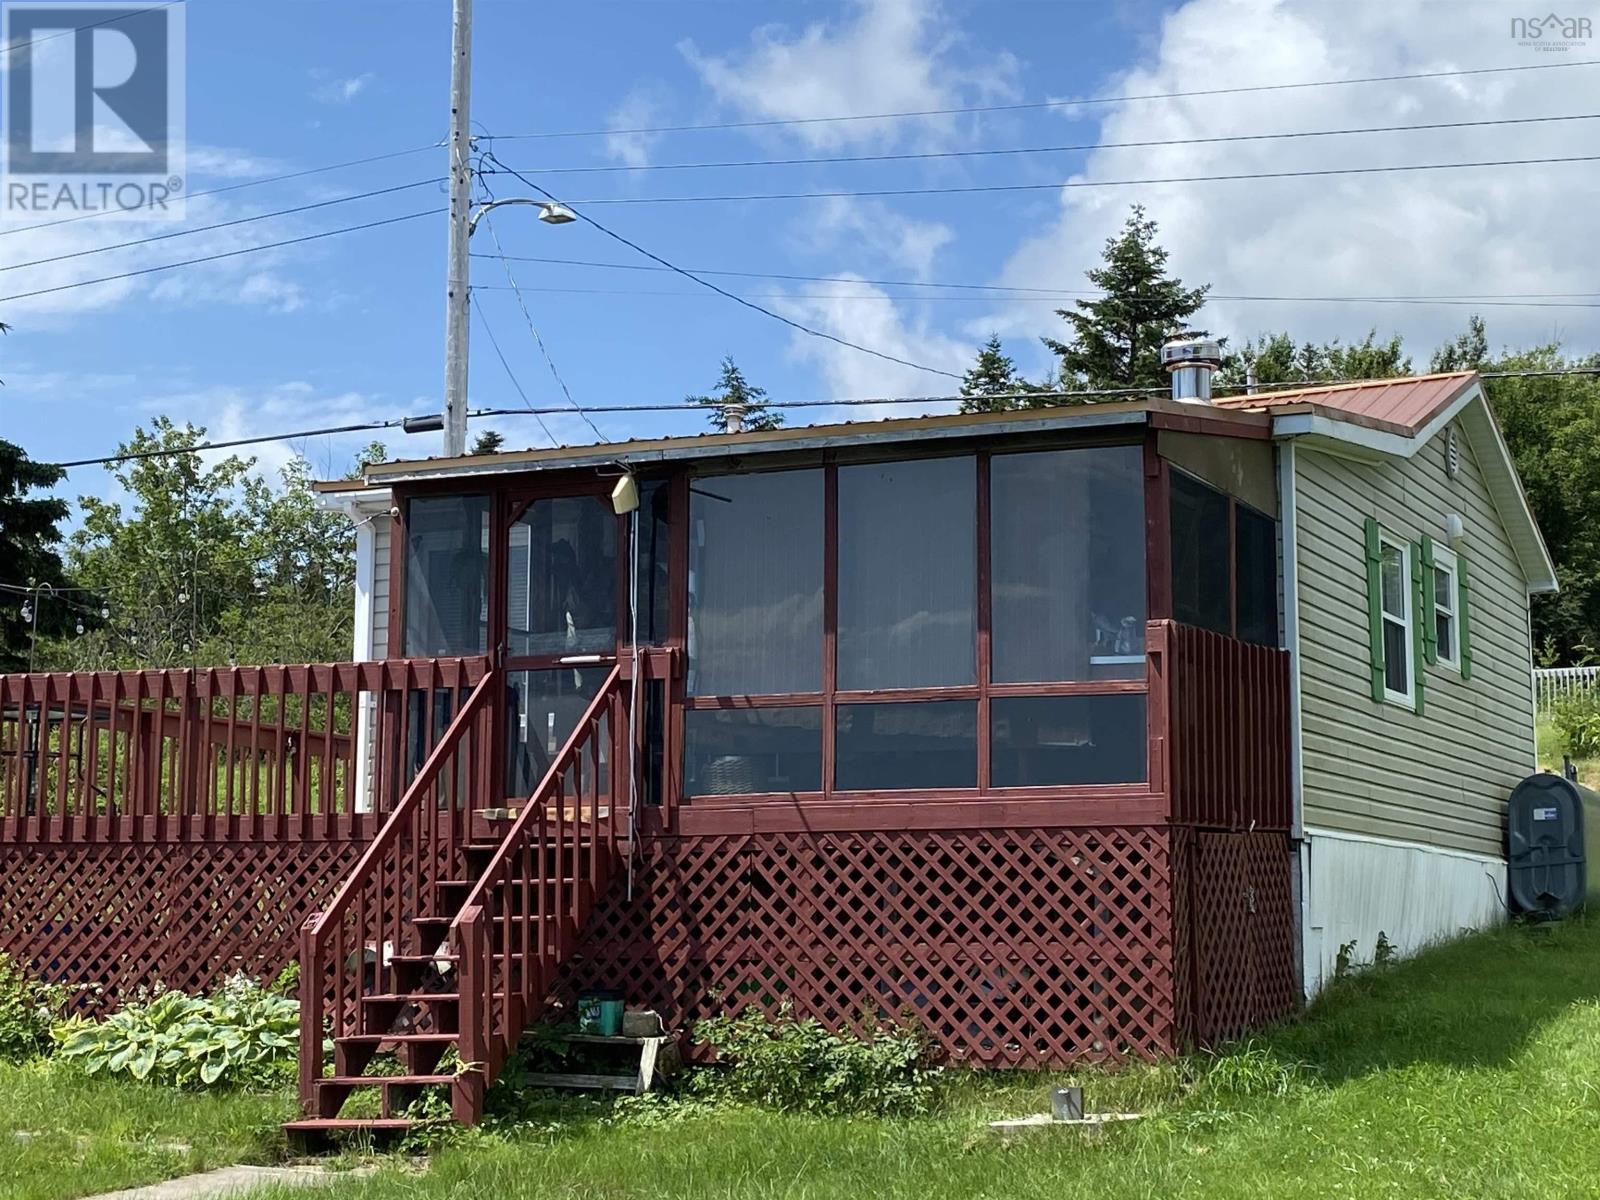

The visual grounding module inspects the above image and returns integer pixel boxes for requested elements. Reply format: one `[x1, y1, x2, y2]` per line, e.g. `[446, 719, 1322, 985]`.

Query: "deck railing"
[1151, 620, 1293, 831]
[0, 658, 489, 842]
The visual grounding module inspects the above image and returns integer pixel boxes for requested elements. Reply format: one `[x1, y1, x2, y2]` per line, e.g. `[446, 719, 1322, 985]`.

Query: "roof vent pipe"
[1160, 335, 1224, 404]
[722, 402, 746, 434]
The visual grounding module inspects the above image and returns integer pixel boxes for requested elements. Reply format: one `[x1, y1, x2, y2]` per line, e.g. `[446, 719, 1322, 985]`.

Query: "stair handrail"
[450, 664, 624, 1077]
[298, 667, 497, 1109]
[306, 667, 499, 940]
[451, 663, 623, 923]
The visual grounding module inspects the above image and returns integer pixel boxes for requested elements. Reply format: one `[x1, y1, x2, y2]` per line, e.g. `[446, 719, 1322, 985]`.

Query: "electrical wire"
[52, 417, 412, 469]
[480, 152, 962, 381]
[0, 1, 181, 60]
[484, 58, 1600, 140]
[502, 112, 1600, 175]
[469, 282, 1600, 311]
[475, 201, 609, 443]
[0, 208, 442, 306]
[0, 178, 444, 275]
[0, 144, 440, 239]
[550, 153, 1600, 206]
[470, 290, 559, 447]
[469, 252, 1600, 304]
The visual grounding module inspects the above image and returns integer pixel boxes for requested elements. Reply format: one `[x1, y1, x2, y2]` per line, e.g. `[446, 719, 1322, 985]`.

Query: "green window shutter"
[1458, 550, 1473, 680]
[1420, 535, 1438, 666]
[1411, 541, 1427, 715]
[1364, 518, 1385, 702]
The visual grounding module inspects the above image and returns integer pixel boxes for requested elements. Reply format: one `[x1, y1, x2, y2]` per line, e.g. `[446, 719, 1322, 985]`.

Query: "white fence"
[1534, 666, 1600, 713]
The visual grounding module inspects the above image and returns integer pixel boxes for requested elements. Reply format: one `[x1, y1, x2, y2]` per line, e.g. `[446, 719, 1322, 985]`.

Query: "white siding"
[1293, 427, 1535, 858]
[371, 521, 390, 659]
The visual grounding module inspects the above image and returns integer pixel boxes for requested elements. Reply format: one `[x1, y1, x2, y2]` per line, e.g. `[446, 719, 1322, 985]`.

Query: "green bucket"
[576, 988, 625, 1036]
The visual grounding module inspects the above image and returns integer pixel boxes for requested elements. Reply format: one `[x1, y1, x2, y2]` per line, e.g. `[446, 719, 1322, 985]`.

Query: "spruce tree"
[1043, 205, 1208, 393]
[958, 335, 1034, 413]
[470, 429, 506, 455]
[0, 438, 70, 670]
[689, 357, 781, 432]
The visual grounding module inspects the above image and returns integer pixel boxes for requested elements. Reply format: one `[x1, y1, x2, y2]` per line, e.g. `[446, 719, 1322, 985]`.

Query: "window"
[505, 496, 616, 658]
[1379, 535, 1413, 704]
[685, 707, 822, 796]
[633, 479, 672, 645]
[682, 449, 1150, 796]
[837, 456, 975, 689]
[688, 469, 823, 696]
[990, 694, 1146, 787]
[991, 446, 1146, 682]
[1234, 504, 1279, 647]
[1433, 546, 1460, 669]
[1170, 471, 1232, 635]
[404, 495, 489, 656]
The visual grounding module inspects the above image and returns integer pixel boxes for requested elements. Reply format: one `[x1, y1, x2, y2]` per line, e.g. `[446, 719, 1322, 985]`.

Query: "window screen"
[1170, 471, 1232, 635]
[1234, 505, 1278, 647]
[404, 495, 489, 656]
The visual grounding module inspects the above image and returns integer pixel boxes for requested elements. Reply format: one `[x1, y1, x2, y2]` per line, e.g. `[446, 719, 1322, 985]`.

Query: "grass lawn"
[0, 1060, 296, 1200]
[255, 914, 1600, 1200]
[1536, 713, 1599, 787]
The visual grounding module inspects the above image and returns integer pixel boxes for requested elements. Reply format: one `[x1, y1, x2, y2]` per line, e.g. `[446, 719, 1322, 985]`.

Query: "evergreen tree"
[470, 429, 506, 455]
[958, 335, 1038, 413]
[0, 438, 71, 670]
[689, 357, 781, 432]
[1043, 205, 1208, 392]
[1218, 330, 1411, 389]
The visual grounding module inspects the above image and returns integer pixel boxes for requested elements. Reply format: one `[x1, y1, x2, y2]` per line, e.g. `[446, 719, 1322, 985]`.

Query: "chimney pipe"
[722, 402, 746, 434]
[1160, 335, 1224, 404]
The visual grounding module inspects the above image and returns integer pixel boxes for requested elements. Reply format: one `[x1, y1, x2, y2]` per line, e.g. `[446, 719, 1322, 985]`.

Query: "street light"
[466, 197, 575, 236]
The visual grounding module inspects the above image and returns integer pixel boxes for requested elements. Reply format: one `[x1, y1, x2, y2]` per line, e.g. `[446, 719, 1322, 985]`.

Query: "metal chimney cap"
[1160, 336, 1224, 374]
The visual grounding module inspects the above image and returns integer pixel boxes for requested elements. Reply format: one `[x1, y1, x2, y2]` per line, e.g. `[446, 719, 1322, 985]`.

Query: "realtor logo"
[1, 2, 185, 218]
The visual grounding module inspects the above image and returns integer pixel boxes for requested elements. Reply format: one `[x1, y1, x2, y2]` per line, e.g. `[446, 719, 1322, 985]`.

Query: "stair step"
[336, 1032, 459, 1045]
[284, 1118, 413, 1136]
[319, 1074, 456, 1088]
[361, 993, 460, 1006]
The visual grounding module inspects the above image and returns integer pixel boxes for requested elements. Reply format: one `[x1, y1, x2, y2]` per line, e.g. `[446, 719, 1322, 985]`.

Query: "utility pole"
[441, 0, 474, 458]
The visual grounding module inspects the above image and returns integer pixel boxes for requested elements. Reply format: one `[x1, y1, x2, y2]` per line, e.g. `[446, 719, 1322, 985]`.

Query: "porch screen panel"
[685, 707, 823, 796]
[1170, 471, 1232, 635]
[990, 446, 1146, 682]
[834, 700, 977, 790]
[837, 456, 976, 690]
[505, 668, 607, 798]
[688, 469, 823, 696]
[404, 495, 489, 656]
[506, 496, 617, 658]
[989, 694, 1147, 786]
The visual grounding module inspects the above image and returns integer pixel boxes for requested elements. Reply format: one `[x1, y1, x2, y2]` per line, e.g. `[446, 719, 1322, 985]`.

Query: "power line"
[0, 178, 442, 276]
[469, 252, 1600, 304]
[470, 290, 558, 447]
[0, 208, 441, 306]
[469, 283, 1600, 311]
[0, 1, 181, 60]
[484, 59, 1600, 140]
[480, 152, 961, 381]
[550, 153, 1600, 206]
[52, 418, 411, 470]
[0, 144, 439, 239]
[502, 112, 1600, 175]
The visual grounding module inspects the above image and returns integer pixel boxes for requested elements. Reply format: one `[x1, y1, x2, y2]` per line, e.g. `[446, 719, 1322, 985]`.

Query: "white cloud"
[679, 0, 1020, 150]
[800, 197, 954, 280]
[991, 0, 1600, 362]
[604, 88, 666, 169]
[312, 72, 376, 105]
[776, 277, 970, 416]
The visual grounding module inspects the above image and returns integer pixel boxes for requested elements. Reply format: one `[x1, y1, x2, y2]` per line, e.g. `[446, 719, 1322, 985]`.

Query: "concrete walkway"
[88, 1165, 345, 1200]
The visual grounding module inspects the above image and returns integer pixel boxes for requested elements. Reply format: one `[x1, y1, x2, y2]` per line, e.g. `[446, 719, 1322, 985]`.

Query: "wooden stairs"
[285, 666, 628, 1142]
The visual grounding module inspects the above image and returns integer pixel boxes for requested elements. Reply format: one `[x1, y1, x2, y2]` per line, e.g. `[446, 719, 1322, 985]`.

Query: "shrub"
[1553, 688, 1600, 759]
[0, 953, 65, 1062]
[52, 973, 298, 1089]
[693, 1005, 939, 1116]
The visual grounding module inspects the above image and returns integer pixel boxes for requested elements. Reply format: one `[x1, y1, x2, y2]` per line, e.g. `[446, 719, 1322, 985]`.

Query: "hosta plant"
[53, 973, 298, 1089]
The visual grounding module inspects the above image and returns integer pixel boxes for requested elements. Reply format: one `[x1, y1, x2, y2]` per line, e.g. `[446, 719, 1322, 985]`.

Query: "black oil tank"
[1507, 773, 1586, 918]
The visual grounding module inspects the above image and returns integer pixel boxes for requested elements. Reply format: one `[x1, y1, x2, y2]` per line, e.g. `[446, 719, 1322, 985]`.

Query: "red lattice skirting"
[0, 839, 367, 1012]
[559, 827, 1185, 1066]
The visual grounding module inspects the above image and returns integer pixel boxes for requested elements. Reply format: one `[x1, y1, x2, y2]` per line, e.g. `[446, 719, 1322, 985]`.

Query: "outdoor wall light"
[1445, 513, 1466, 548]
[611, 474, 639, 516]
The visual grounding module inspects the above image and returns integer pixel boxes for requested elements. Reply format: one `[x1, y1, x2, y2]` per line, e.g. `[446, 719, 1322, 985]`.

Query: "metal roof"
[1214, 372, 1477, 433]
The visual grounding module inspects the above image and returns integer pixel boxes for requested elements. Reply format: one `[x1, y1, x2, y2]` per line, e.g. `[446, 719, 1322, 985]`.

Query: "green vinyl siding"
[1294, 431, 1534, 858]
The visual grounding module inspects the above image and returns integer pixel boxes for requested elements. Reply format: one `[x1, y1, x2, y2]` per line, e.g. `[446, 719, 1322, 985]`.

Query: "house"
[0, 348, 1554, 1136]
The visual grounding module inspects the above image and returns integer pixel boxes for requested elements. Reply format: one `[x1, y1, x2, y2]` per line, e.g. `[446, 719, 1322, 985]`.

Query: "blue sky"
[2, 0, 1596, 511]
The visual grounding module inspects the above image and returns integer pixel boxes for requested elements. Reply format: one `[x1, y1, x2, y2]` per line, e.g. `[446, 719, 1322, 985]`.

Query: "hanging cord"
[627, 504, 642, 901]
